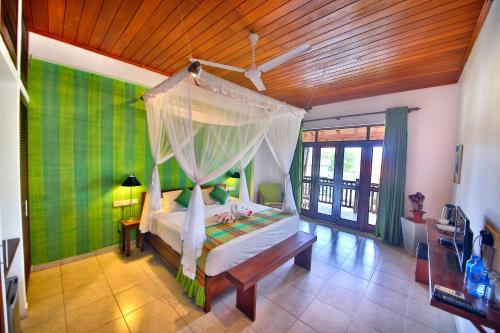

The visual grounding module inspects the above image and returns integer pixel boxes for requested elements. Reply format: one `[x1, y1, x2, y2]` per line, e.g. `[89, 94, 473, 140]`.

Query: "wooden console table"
[426, 219, 500, 332]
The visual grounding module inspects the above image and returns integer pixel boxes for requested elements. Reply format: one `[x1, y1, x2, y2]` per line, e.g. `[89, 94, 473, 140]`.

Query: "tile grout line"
[59, 264, 70, 333]
[95, 252, 133, 333]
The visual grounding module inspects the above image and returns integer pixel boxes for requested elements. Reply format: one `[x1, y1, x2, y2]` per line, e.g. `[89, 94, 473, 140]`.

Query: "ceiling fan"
[189, 33, 311, 91]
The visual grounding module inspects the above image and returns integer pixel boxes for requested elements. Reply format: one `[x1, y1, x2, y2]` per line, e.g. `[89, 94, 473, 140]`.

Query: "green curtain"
[290, 125, 303, 213]
[375, 107, 408, 245]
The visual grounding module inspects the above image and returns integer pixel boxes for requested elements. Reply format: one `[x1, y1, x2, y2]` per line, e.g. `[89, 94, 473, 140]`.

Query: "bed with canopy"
[139, 64, 305, 311]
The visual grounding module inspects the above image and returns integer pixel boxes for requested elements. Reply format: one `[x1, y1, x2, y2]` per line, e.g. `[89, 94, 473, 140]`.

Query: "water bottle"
[464, 255, 478, 283]
[467, 258, 489, 297]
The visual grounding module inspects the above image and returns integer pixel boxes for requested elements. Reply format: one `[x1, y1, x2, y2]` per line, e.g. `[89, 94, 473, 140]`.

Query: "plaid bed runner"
[195, 209, 294, 286]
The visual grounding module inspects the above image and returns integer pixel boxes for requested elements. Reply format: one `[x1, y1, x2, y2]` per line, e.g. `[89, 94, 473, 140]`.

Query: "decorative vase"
[411, 210, 426, 222]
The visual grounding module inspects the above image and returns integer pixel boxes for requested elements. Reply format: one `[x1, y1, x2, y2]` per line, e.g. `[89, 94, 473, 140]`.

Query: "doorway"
[301, 126, 384, 233]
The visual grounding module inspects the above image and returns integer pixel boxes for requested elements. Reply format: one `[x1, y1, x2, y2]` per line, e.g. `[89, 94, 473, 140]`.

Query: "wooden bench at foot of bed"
[225, 231, 317, 321]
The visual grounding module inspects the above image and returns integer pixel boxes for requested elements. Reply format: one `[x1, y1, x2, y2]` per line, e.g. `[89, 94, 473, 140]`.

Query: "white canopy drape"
[141, 67, 304, 279]
[265, 113, 303, 212]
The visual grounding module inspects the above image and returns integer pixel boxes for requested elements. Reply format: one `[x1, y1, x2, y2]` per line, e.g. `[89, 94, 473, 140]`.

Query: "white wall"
[300, 84, 459, 218]
[29, 33, 168, 87]
[453, 2, 500, 332]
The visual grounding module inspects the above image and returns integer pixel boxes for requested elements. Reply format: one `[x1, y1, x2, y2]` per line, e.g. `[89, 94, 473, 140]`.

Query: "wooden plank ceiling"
[24, 0, 490, 107]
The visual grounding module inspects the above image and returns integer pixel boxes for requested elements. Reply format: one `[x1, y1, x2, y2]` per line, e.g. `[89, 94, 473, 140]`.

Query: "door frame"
[301, 139, 383, 233]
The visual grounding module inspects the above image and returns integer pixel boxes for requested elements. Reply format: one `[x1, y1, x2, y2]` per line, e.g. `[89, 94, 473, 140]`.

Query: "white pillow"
[202, 187, 217, 205]
[161, 190, 186, 212]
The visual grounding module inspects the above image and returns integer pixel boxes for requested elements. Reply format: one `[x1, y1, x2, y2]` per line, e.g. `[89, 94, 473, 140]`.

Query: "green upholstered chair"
[257, 183, 283, 208]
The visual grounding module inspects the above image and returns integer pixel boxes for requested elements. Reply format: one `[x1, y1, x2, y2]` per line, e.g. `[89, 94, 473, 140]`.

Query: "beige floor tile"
[89, 317, 130, 333]
[363, 283, 408, 316]
[63, 279, 113, 312]
[371, 270, 410, 296]
[289, 320, 317, 333]
[309, 259, 337, 279]
[249, 297, 295, 333]
[325, 269, 369, 295]
[61, 256, 100, 275]
[408, 280, 430, 304]
[226, 325, 257, 333]
[288, 268, 327, 295]
[124, 298, 188, 333]
[258, 274, 284, 295]
[300, 299, 351, 333]
[21, 294, 65, 329]
[376, 259, 413, 280]
[379, 252, 415, 269]
[218, 288, 237, 308]
[314, 250, 347, 268]
[30, 266, 61, 284]
[62, 266, 105, 292]
[346, 250, 380, 267]
[316, 285, 362, 316]
[406, 298, 456, 333]
[347, 320, 380, 333]
[354, 298, 405, 333]
[66, 296, 122, 333]
[96, 251, 128, 269]
[404, 318, 440, 333]
[355, 240, 383, 259]
[24, 220, 460, 333]
[21, 313, 66, 333]
[334, 231, 360, 249]
[188, 301, 251, 333]
[115, 283, 167, 315]
[270, 259, 302, 280]
[339, 260, 376, 281]
[104, 266, 148, 294]
[27, 275, 63, 303]
[266, 283, 316, 316]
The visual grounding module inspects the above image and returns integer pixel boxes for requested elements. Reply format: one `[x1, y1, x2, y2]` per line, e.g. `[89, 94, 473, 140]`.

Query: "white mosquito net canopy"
[140, 66, 305, 279]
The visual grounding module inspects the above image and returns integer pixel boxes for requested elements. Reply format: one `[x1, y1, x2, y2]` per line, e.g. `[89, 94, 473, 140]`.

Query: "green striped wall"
[28, 59, 251, 265]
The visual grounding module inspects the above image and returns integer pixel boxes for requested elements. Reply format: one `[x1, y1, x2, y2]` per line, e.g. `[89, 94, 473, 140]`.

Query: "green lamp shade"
[231, 171, 240, 179]
[121, 174, 141, 187]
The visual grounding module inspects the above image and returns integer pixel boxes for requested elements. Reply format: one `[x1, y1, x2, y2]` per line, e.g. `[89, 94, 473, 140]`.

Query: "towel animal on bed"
[214, 203, 253, 224]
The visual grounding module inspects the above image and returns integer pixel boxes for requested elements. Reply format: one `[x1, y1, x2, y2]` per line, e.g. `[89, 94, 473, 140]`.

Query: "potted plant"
[408, 192, 426, 222]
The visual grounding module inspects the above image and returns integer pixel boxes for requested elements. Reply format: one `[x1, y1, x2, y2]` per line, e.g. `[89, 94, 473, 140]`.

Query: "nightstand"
[119, 218, 144, 257]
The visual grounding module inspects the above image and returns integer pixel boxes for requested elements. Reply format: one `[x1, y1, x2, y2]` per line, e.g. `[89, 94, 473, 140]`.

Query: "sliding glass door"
[301, 126, 384, 233]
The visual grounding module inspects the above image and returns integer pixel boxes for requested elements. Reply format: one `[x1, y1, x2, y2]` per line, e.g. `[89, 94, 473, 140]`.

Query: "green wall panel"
[28, 59, 251, 265]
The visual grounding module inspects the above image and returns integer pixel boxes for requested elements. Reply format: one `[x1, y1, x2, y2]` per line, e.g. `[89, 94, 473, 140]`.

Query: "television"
[453, 206, 473, 272]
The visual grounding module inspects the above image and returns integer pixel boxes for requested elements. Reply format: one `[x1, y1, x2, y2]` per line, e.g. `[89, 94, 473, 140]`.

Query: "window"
[303, 125, 384, 143]
[302, 131, 316, 142]
[318, 127, 367, 142]
[369, 125, 385, 140]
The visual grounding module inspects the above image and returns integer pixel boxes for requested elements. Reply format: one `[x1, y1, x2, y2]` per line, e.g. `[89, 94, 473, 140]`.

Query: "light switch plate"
[113, 199, 138, 207]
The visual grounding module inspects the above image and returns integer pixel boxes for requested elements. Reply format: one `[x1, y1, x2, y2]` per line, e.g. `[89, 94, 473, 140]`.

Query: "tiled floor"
[21, 220, 457, 333]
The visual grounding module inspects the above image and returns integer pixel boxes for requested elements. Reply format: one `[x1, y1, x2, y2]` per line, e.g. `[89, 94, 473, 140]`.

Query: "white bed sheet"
[150, 198, 299, 276]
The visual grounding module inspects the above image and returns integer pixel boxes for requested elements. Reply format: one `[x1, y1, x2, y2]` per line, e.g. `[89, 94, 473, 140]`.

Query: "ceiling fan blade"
[190, 58, 245, 73]
[248, 75, 266, 91]
[258, 44, 311, 72]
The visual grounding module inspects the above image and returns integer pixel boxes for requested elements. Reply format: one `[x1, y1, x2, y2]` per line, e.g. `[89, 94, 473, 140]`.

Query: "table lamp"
[121, 174, 141, 220]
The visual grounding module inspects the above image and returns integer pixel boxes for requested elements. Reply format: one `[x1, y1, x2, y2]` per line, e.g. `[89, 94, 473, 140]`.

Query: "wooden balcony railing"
[301, 179, 380, 215]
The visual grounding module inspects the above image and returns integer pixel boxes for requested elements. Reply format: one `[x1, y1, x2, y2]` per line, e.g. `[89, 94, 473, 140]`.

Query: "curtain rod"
[303, 107, 421, 123]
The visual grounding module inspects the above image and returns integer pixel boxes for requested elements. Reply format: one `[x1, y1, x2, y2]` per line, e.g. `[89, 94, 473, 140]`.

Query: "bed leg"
[204, 277, 212, 313]
[294, 244, 312, 271]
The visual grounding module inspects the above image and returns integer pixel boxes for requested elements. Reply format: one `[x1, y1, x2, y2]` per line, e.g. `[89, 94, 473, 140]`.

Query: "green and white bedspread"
[176, 209, 295, 307]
